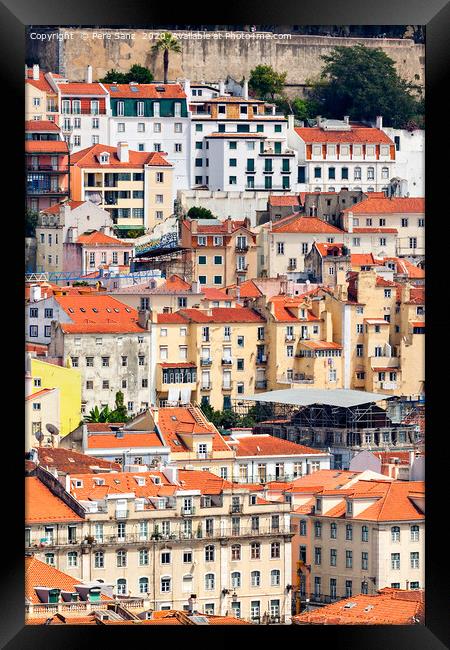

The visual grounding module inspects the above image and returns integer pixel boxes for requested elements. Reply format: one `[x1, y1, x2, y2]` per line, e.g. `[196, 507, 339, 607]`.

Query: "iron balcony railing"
[180, 506, 196, 516]
[200, 358, 212, 366]
[221, 358, 233, 366]
[256, 356, 267, 364]
[235, 244, 249, 252]
[229, 504, 244, 514]
[26, 165, 69, 172]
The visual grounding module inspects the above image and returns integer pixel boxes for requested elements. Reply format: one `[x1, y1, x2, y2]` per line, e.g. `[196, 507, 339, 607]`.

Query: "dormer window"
[347, 500, 353, 516]
[98, 152, 110, 164]
[316, 497, 322, 512]
[250, 494, 257, 505]
[135, 477, 146, 486]
[73, 479, 83, 488]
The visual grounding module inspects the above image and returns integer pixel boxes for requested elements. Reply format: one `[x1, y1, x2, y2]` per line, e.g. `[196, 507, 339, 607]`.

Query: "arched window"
[231, 571, 241, 588]
[139, 577, 149, 594]
[94, 551, 104, 568]
[116, 549, 127, 567]
[270, 569, 280, 586]
[354, 167, 362, 180]
[410, 525, 420, 541]
[381, 167, 389, 179]
[361, 525, 369, 542]
[367, 167, 375, 180]
[161, 576, 171, 593]
[205, 545, 215, 562]
[205, 573, 215, 590]
[231, 544, 241, 560]
[116, 578, 127, 596]
[251, 570, 261, 587]
[391, 526, 400, 542]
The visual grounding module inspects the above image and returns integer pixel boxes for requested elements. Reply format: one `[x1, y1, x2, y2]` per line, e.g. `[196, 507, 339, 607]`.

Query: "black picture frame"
[2, 0, 448, 646]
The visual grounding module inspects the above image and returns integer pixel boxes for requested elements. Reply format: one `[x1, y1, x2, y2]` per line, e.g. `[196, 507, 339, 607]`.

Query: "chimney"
[183, 78, 191, 98]
[287, 114, 294, 131]
[81, 424, 88, 451]
[219, 79, 225, 96]
[30, 284, 42, 302]
[190, 219, 198, 234]
[316, 115, 322, 128]
[138, 309, 150, 329]
[25, 353, 33, 397]
[226, 216, 233, 233]
[242, 78, 249, 100]
[376, 116, 383, 130]
[32, 64, 40, 81]
[117, 142, 129, 163]
[191, 280, 198, 294]
[346, 210, 353, 234]
[86, 65, 93, 84]
[162, 464, 178, 484]
[344, 115, 349, 125]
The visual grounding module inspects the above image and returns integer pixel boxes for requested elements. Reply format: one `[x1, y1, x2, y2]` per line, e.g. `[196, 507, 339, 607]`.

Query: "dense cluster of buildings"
[25, 61, 425, 626]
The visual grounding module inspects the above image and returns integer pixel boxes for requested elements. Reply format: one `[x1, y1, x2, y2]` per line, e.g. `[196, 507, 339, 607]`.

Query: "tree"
[111, 391, 128, 422]
[85, 392, 129, 424]
[25, 209, 39, 237]
[85, 405, 112, 423]
[99, 69, 128, 83]
[152, 32, 181, 84]
[308, 44, 422, 128]
[187, 206, 216, 220]
[249, 65, 287, 100]
[126, 64, 154, 84]
[274, 96, 316, 122]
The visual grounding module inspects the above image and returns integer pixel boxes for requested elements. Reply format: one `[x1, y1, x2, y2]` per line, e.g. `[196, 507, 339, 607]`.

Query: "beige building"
[25, 385, 60, 452]
[110, 274, 204, 314]
[26, 467, 294, 622]
[154, 306, 267, 410]
[25, 64, 60, 123]
[180, 217, 258, 289]
[70, 143, 173, 233]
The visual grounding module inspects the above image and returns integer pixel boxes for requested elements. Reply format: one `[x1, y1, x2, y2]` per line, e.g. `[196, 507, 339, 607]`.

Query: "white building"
[382, 126, 425, 197]
[288, 116, 397, 194]
[228, 432, 331, 483]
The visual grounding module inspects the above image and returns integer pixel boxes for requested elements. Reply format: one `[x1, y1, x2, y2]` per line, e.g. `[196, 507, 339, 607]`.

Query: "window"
[116, 579, 127, 596]
[391, 526, 400, 542]
[410, 552, 420, 569]
[391, 553, 400, 570]
[330, 548, 337, 566]
[139, 549, 149, 566]
[411, 525, 420, 541]
[204, 573, 215, 590]
[251, 543, 261, 559]
[270, 569, 280, 586]
[94, 551, 104, 568]
[161, 577, 171, 593]
[29, 325, 38, 338]
[231, 544, 241, 561]
[205, 545, 215, 562]
[346, 524, 353, 541]
[345, 550, 353, 568]
[116, 549, 127, 567]
[251, 570, 261, 587]
[276, 242, 285, 255]
[345, 580, 353, 598]
[362, 525, 369, 542]
[362, 551, 369, 570]
[67, 551, 78, 567]
[330, 522, 337, 539]
[271, 542, 280, 559]
[314, 521, 322, 538]
[231, 571, 241, 588]
[101, 356, 110, 367]
[161, 551, 171, 564]
[314, 547, 322, 565]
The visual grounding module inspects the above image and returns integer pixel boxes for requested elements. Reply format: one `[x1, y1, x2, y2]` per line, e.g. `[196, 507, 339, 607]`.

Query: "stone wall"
[27, 28, 425, 90]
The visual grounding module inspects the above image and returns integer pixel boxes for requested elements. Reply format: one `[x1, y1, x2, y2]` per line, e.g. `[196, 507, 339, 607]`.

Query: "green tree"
[25, 209, 39, 237]
[85, 405, 112, 423]
[309, 44, 422, 128]
[111, 391, 128, 422]
[187, 206, 216, 220]
[99, 69, 128, 83]
[249, 65, 287, 100]
[126, 64, 154, 84]
[152, 32, 181, 84]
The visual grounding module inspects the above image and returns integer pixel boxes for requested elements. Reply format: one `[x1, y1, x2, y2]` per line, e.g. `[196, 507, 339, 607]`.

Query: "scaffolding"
[131, 247, 193, 283]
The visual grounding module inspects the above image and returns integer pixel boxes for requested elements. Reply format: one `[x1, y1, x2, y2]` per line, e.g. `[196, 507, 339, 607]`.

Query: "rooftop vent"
[343, 602, 357, 609]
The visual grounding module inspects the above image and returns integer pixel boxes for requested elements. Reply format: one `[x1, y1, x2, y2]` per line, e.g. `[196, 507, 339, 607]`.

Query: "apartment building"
[382, 125, 424, 197]
[106, 82, 191, 197]
[36, 200, 114, 273]
[155, 307, 267, 410]
[25, 125, 70, 212]
[304, 242, 352, 286]
[288, 116, 396, 193]
[70, 143, 173, 232]
[25, 467, 294, 622]
[47, 295, 152, 416]
[25, 386, 60, 452]
[296, 478, 424, 603]
[58, 78, 110, 151]
[25, 64, 60, 123]
[189, 91, 297, 192]
[340, 196, 425, 262]
[181, 217, 258, 288]
[110, 274, 204, 313]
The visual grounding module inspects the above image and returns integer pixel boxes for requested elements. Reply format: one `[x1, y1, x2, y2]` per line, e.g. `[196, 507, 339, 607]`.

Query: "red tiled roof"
[184, 219, 247, 234]
[25, 477, 83, 524]
[411, 321, 425, 328]
[272, 216, 345, 234]
[25, 557, 86, 604]
[162, 274, 192, 292]
[87, 432, 164, 449]
[55, 295, 146, 334]
[25, 140, 68, 153]
[159, 362, 196, 368]
[301, 340, 343, 350]
[25, 69, 56, 94]
[351, 253, 378, 267]
[71, 144, 171, 168]
[76, 231, 131, 246]
[234, 435, 325, 457]
[104, 83, 186, 99]
[41, 201, 84, 214]
[406, 287, 425, 304]
[36, 447, 121, 473]
[292, 588, 424, 625]
[315, 242, 346, 257]
[25, 120, 61, 132]
[59, 83, 107, 95]
[157, 307, 265, 324]
[374, 451, 411, 465]
[201, 287, 229, 301]
[353, 227, 398, 234]
[157, 407, 232, 454]
[26, 388, 56, 401]
[268, 295, 322, 323]
[344, 196, 425, 214]
[294, 126, 394, 145]
[269, 194, 301, 207]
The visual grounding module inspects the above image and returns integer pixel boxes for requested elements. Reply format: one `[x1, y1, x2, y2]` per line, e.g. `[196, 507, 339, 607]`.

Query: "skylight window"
[106, 308, 112, 313]
[80, 307, 86, 313]
[125, 307, 131, 313]
[130, 86, 139, 92]
[110, 86, 119, 92]
[92, 308, 98, 313]
[68, 308, 74, 313]
[114, 308, 120, 313]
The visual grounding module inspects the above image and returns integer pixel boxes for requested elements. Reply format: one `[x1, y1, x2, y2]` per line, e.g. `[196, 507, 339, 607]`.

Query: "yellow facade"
[31, 358, 82, 437]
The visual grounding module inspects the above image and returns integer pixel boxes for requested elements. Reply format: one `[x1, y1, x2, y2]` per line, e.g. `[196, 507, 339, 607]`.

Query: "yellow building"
[25, 65, 59, 123]
[70, 143, 173, 233]
[30, 357, 82, 438]
[154, 307, 267, 410]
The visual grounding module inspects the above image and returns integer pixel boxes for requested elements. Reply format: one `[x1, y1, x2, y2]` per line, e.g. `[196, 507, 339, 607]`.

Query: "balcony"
[200, 358, 212, 366]
[196, 451, 213, 459]
[200, 384, 212, 391]
[235, 244, 249, 253]
[236, 265, 249, 272]
[180, 506, 196, 516]
[221, 358, 233, 366]
[26, 164, 69, 173]
[115, 510, 129, 519]
[287, 264, 297, 271]
[229, 504, 243, 514]
[255, 380, 267, 389]
[27, 186, 68, 196]
[285, 335, 295, 342]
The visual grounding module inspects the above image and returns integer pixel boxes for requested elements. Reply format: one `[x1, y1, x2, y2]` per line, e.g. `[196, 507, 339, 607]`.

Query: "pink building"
[64, 230, 134, 276]
[26, 122, 69, 212]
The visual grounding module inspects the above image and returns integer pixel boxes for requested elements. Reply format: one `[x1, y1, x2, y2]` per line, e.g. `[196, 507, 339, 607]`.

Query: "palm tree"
[152, 32, 181, 84]
[85, 405, 112, 423]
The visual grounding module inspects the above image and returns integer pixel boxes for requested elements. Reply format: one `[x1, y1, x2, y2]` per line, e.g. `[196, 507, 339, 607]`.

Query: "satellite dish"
[46, 423, 60, 436]
[34, 429, 44, 442]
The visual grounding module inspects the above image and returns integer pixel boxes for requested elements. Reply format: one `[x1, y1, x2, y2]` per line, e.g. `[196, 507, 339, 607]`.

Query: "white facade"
[26, 295, 72, 345]
[179, 189, 272, 227]
[382, 127, 425, 197]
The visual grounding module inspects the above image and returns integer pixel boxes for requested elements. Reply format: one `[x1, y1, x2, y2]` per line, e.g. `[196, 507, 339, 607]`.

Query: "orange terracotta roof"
[41, 201, 84, 214]
[59, 83, 107, 95]
[374, 451, 411, 465]
[26, 388, 56, 401]
[272, 216, 344, 234]
[184, 219, 247, 234]
[25, 140, 68, 153]
[234, 279, 263, 298]
[300, 340, 343, 350]
[406, 287, 425, 304]
[69, 470, 174, 501]
[411, 321, 425, 328]
[25, 120, 61, 132]
[234, 435, 325, 457]
[268, 295, 322, 323]
[269, 194, 301, 207]
[157, 312, 187, 324]
[55, 295, 145, 334]
[344, 196, 424, 214]
[76, 231, 131, 246]
[104, 83, 186, 99]
[314, 242, 346, 257]
[70, 144, 171, 168]
[292, 588, 424, 625]
[353, 227, 398, 233]
[25, 557, 85, 604]
[87, 432, 164, 450]
[25, 477, 83, 524]
[157, 407, 232, 454]
[162, 274, 192, 292]
[36, 448, 121, 473]
[157, 307, 265, 324]
[288, 469, 362, 492]
[294, 126, 394, 145]
[25, 342, 49, 355]
[25, 69, 56, 93]
[201, 287, 230, 301]
[351, 253, 378, 266]
[375, 277, 398, 287]
[383, 257, 425, 279]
